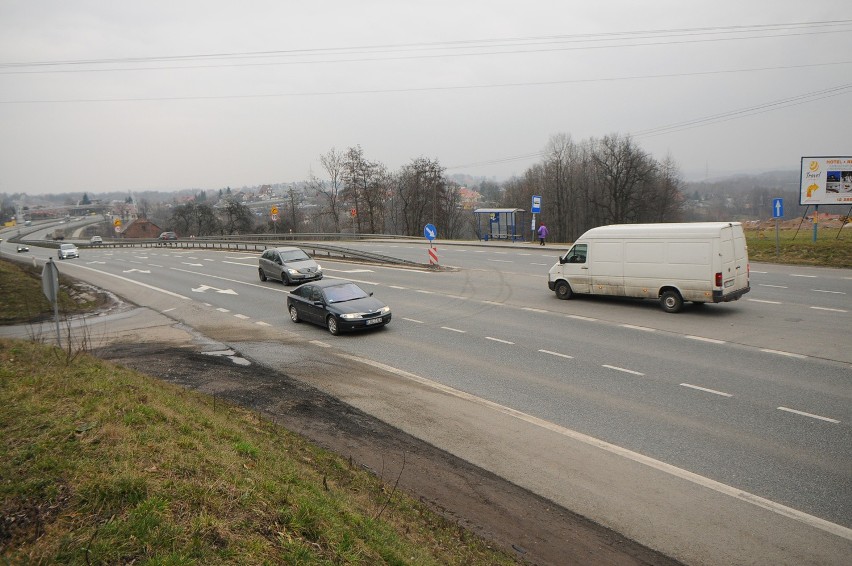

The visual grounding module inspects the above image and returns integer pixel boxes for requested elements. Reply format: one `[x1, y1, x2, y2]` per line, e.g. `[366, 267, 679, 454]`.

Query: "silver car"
[58, 243, 79, 259]
[258, 246, 322, 285]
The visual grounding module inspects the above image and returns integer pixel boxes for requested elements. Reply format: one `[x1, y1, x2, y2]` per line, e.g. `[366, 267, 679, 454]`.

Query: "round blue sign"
[424, 223, 437, 241]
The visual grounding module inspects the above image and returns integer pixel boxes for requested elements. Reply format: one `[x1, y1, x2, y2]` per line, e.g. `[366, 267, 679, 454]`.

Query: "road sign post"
[41, 258, 61, 348]
[424, 223, 438, 265]
[772, 198, 783, 258]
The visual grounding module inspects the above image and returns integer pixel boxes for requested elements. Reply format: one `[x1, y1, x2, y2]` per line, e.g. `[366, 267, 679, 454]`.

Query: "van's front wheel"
[660, 289, 683, 313]
[555, 280, 573, 300]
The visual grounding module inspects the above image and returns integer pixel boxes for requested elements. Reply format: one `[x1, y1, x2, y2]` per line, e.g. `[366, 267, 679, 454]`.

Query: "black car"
[286, 279, 391, 335]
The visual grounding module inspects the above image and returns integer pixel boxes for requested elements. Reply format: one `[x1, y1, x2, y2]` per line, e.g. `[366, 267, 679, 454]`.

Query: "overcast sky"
[1, 1, 850, 196]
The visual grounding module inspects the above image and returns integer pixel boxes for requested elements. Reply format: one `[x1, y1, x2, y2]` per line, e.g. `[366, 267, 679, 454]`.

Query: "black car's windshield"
[323, 283, 369, 303]
[279, 250, 310, 262]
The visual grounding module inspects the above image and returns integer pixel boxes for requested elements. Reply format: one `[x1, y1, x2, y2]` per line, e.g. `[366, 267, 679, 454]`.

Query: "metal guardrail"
[13, 234, 428, 268]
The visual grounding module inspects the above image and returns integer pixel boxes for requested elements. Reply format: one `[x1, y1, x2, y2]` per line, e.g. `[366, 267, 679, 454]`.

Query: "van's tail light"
[715, 272, 723, 286]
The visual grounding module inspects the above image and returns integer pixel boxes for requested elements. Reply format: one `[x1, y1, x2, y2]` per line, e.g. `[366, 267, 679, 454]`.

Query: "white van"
[548, 222, 750, 313]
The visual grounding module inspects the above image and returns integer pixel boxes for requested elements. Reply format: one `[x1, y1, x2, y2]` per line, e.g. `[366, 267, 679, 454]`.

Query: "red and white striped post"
[428, 245, 438, 266]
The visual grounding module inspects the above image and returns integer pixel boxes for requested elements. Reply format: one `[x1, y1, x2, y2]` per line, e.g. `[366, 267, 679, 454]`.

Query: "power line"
[2, 60, 850, 104]
[445, 83, 852, 171]
[1, 19, 850, 73]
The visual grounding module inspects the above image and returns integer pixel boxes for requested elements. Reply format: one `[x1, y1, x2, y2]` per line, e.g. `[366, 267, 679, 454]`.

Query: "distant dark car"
[158, 231, 177, 240]
[286, 279, 391, 335]
[17, 245, 29, 253]
[259, 246, 323, 285]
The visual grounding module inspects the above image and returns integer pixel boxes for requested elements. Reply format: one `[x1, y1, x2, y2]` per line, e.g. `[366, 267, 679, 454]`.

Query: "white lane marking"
[567, 315, 597, 321]
[539, 349, 574, 359]
[760, 348, 807, 359]
[49, 262, 191, 300]
[221, 260, 255, 267]
[149, 263, 164, 268]
[812, 289, 845, 294]
[402, 317, 424, 324]
[389, 285, 407, 289]
[481, 300, 502, 306]
[488, 259, 512, 263]
[336, 352, 852, 541]
[256, 321, 271, 326]
[486, 337, 515, 344]
[446, 295, 465, 300]
[309, 340, 331, 348]
[216, 307, 230, 313]
[778, 407, 840, 424]
[685, 335, 726, 344]
[517, 253, 532, 256]
[530, 262, 549, 266]
[441, 326, 466, 333]
[234, 314, 250, 320]
[748, 299, 782, 304]
[161, 308, 176, 313]
[680, 383, 733, 397]
[621, 324, 655, 332]
[810, 306, 848, 313]
[790, 274, 817, 278]
[203, 258, 214, 262]
[182, 262, 204, 267]
[751, 270, 768, 273]
[523, 307, 548, 313]
[416, 289, 434, 294]
[758, 284, 788, 289]
[602, 365, 645, 376]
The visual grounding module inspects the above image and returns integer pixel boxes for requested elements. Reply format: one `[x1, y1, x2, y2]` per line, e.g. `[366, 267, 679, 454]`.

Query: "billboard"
[799, 156, 852, 205]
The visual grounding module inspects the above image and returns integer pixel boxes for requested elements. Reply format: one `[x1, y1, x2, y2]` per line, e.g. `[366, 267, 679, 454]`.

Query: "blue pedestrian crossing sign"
[772, 198, 784, 218]
[424, 223, 437, 241]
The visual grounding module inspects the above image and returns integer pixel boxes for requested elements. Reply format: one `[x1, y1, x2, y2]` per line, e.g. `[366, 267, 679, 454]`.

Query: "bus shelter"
[473, 208, 527, 242]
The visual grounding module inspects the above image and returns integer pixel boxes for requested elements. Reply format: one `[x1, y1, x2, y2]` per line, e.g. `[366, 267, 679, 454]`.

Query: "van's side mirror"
[559, 256, 567, 264]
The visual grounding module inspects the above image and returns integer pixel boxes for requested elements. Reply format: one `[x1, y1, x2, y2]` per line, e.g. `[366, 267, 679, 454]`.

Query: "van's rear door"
[719, 225, 747, 296]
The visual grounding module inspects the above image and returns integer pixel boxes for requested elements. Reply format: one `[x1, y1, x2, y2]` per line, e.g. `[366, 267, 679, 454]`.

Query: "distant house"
[122, 218, 163, 239]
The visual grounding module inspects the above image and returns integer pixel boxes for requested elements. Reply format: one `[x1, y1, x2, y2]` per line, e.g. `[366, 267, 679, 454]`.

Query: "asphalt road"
[2, 232, 850, 566]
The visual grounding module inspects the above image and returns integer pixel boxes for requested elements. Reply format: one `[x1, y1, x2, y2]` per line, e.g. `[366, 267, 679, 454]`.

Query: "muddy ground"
[94, 341, 683, 566]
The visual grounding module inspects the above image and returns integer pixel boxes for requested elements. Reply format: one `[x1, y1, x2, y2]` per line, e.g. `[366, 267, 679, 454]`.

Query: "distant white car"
[58, 243, 79, 259]
[90, 235, 103, 245]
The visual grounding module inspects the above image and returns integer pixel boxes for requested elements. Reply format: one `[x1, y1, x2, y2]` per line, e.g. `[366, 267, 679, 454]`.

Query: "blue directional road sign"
[772, 198, 784, 218]
[424, 223, 437, 241]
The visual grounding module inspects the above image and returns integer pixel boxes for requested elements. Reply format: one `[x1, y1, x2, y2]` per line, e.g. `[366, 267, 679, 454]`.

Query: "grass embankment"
[0, 339, 513, 564]
[745, 228, 851, 268]
[0, 257, 104, 324]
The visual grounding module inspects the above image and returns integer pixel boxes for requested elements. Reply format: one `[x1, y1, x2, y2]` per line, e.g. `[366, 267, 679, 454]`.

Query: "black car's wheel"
[554, 280, 573, 300]
[326, 316, 340, 336]
[288, 305, 301, 323]
[258, 267, 267, 282]
[660, 289, 684, 313]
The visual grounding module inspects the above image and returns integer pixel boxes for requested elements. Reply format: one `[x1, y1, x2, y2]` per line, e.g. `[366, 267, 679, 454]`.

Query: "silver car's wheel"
[289, 305, 301, 323]
[326, 316, 339, 336]
[259, 267, 267, 282]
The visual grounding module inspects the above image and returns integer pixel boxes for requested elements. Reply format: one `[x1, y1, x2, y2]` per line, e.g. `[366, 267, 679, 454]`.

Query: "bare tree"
[310, 148, 345, 233]
[590, 134, 658, 224]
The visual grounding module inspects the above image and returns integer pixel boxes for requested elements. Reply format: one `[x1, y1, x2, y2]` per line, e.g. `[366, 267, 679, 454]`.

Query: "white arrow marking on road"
[123, 268, 151, 274]
[192, 284, 238, 295]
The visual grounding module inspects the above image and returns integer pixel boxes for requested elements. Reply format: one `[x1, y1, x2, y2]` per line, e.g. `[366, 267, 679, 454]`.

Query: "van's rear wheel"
[660, 290, 683, 313]
[555, 281, 573, 300]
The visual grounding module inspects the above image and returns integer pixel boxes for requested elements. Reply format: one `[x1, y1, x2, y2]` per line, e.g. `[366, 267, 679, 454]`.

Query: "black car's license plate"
[365, 317, 382, 325]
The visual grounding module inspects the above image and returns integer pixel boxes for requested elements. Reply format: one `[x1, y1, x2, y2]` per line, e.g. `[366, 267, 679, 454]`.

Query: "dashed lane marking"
[778, 407, 840, 424]
[680, 383, 733, 397]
